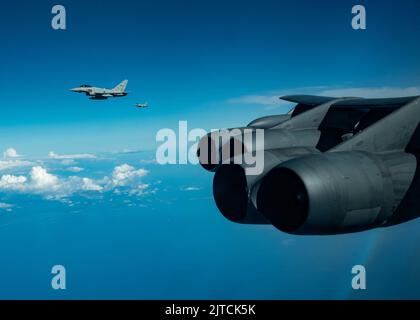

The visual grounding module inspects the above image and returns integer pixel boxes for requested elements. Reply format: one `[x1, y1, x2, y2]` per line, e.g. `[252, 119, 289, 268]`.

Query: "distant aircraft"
[71, 80, 128, 100]
[135, 102, 148, 108]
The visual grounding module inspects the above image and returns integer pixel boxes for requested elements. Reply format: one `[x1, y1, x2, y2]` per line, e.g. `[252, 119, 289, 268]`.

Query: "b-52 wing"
[197, 94, 420, 235]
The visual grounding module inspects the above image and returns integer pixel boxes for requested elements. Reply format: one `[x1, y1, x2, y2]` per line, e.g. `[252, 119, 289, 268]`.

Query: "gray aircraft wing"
[315, 96, 420, 151]
[280, 95, 341, 105]
[201, 93, 420, 235]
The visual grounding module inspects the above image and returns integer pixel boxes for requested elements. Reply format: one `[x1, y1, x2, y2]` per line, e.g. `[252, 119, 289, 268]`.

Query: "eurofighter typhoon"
[71, 80, 128, 100]
[197, 95, 420, 235]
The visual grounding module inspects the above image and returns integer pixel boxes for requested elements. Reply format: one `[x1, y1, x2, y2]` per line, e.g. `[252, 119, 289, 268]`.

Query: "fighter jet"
[135, 102, 148, 108]
[198, 94, 420, 235]
[70, 80, 128, 100]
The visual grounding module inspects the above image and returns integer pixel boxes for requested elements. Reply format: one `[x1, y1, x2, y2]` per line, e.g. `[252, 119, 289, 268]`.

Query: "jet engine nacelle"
[256, 151, 417, 235]
[212, 147, 320, 224]
[196, 114, 297, 172]
[197, 127, 320, 172]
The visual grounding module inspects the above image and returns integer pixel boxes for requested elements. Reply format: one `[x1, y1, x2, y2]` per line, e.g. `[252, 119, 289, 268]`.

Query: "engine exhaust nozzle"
[257, 167, 309, 233]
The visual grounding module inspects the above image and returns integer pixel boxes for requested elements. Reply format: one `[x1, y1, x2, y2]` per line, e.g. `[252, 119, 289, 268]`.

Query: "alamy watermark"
[352, 5, 366, 30]
[51, 265, 66, 290]
[155, 121, 265, 176]
[351, 265, 366, 290]
[51, 5, 66, 30]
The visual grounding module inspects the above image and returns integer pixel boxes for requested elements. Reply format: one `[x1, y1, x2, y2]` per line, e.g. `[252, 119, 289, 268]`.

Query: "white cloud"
[3, 148, 21, 159]
[0, 159, 33, 171]
[48, 151, 96, 160]
[66, 166, 84, 173]
[80, 177, 103, 191]
[184, 186, 201, 191]
[318, 86, 420, 98]
[0, 148, 33, 171]
[65, 176, 103, 193]
[30, 166, 59, 190]
[0, 163, 151, 200]
[129, 183, 155, 196]
[111, 164, 148, 187]
[0, 167, 100, 198]
[61, 159, 76, 166]
[227, 86, 420, 110]
[0, 202, 14, 212]
[0, 167, 63, 196]
[115, 149, 143, 154]
[109, 164, 154, 197]
[0, 174, 27, 191]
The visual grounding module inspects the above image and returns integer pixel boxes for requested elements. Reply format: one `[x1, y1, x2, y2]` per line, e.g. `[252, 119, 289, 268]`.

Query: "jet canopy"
[79, 84, 92, 88]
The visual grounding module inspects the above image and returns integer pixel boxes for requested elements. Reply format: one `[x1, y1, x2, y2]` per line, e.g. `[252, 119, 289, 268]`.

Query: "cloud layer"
[3, 148, 21, 159]
[0, 149, 152, 200]
[0, 159, 33, 171]
[48, 151, 96, 160]
[0, 164, 150, 200]
[227, 86, 420, 109]
[111, 164, 148, 187]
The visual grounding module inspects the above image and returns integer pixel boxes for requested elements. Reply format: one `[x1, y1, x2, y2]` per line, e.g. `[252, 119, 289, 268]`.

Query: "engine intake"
[212, 147, 319, 224]
[197, 128, 320, 172]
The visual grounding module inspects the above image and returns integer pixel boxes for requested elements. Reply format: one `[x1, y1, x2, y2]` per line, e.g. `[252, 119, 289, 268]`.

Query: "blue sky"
[1, 0, 420, 154]
[1, 0, 420, 299]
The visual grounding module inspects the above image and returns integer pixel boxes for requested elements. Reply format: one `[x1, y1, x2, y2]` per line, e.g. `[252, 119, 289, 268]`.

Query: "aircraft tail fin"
[331, 96, 420, 153]
[113, 80, 128, 92]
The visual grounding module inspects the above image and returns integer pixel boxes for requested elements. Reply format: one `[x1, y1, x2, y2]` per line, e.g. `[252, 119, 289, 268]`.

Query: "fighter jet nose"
[70, 88, 79, 92]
